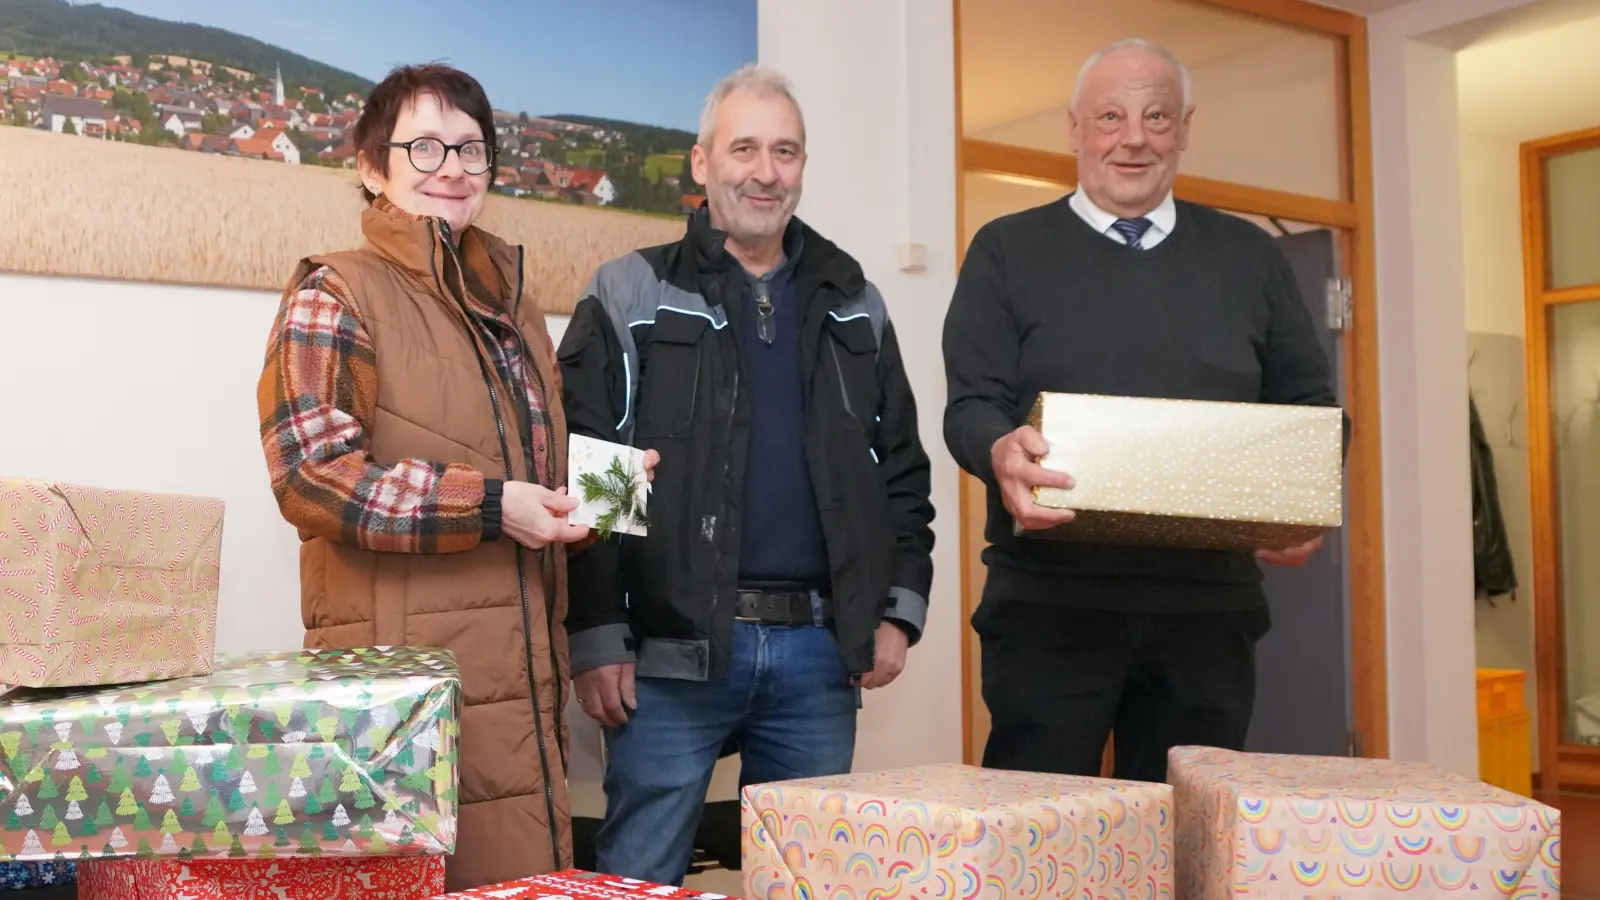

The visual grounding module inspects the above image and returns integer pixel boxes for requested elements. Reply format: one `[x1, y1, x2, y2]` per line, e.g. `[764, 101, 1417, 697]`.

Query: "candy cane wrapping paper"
[0, 477, 224, 690]
[1169, 745, 1562, 899]
[77, 852, 444, 899]
[0, 647, 459, 862]
[424, 869, 729, 899]
[741, 763, 1174, 900]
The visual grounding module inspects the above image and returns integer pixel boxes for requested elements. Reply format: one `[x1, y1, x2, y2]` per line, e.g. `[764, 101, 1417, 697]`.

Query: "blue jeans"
[594, 621, 860, 885]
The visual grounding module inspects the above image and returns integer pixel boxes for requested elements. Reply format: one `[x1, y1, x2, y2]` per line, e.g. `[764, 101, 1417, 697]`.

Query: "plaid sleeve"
[257, 266, 487, 554]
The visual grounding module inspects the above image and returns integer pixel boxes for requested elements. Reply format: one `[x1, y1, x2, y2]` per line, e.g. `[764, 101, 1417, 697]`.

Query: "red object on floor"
[426, 870, 728, 899]
[78, 854, 445, 899]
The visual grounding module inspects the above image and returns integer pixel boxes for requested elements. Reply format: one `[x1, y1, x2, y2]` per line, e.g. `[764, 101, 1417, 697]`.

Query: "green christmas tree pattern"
[0, 647, 459, 860]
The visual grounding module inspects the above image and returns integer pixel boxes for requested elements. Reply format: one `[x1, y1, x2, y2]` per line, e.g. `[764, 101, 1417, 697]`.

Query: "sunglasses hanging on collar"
[754, 280, 776, 345]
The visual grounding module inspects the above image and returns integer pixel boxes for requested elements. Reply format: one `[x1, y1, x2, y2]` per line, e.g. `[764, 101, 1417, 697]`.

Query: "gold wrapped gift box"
[1025, 392, 1344, 551]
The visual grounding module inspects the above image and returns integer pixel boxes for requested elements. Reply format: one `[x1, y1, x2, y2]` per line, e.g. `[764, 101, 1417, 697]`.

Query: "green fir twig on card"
[577, 455, 648, 540]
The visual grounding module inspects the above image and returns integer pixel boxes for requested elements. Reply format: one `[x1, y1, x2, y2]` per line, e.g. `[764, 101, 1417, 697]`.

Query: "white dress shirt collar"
[1069, 186, 1177, 248]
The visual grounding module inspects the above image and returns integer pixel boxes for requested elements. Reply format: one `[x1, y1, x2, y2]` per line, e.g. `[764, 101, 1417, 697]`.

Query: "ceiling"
[960, 0, 1334, 134]
[1454, 0, 1600, 140]
[1306, 0, 1415, 11]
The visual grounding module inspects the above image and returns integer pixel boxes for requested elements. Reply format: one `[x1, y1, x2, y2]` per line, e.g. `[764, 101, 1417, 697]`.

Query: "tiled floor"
[684, 866, 742, 896]
[1538, 789, 1599, 899]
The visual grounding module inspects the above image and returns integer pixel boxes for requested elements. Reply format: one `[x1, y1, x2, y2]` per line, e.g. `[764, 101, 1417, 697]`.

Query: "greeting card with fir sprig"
[567, 434, 650, 539]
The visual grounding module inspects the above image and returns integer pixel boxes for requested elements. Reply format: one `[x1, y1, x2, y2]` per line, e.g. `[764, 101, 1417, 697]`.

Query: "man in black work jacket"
[943, 38, 1339, 784]
[557, 63, 935, 885]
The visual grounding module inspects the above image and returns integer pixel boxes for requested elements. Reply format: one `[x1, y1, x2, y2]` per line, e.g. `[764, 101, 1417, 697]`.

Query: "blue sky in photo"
[95, 0, 758, 132]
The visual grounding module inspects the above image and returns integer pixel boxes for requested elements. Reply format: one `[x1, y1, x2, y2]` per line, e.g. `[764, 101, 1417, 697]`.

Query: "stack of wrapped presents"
[0, 477, 459, 898]
[740, 753, 1561, 899]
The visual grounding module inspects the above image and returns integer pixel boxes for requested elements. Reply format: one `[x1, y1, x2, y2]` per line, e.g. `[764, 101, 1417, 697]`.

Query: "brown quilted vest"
[289, 201, 571, 892]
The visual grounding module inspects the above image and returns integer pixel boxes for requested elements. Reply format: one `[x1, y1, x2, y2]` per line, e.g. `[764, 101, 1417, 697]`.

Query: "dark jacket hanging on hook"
[1470, 393, 1518, 601]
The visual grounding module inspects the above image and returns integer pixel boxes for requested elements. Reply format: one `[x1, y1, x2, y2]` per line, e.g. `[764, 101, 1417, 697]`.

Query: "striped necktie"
[1110, 217, 1154, 249]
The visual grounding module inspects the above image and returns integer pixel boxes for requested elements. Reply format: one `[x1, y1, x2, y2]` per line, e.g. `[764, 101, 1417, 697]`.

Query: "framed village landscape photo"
[0, 0, 758, 314]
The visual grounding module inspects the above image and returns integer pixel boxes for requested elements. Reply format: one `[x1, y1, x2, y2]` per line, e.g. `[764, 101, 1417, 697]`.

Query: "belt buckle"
[734, 589, 764, 623]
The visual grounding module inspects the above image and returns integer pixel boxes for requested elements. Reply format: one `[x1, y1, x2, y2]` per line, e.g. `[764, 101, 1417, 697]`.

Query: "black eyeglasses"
[384, 137, 494, 175]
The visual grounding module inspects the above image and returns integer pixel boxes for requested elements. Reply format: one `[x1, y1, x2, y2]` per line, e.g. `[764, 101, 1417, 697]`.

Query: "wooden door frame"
[1521, 123, 1600, 791]
[953, 0, 1387, 765]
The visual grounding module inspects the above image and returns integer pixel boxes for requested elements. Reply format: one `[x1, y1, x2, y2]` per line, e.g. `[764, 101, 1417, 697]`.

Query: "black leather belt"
[734, 588, 832, 625]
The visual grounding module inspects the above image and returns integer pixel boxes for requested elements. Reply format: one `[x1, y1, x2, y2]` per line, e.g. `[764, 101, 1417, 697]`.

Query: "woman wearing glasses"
[256, 64, 650, 891]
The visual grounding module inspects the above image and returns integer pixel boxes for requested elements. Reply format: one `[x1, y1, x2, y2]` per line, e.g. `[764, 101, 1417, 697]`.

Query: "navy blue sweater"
[735, 236, 831, 588]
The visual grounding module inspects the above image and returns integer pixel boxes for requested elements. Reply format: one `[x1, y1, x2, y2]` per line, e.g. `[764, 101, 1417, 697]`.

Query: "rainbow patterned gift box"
[741, 763, 1174, 900]
[1169, 746, 1562, 899]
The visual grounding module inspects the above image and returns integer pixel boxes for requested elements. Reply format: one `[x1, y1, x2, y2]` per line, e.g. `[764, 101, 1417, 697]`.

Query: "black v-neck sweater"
[942, 195, 1338, 613]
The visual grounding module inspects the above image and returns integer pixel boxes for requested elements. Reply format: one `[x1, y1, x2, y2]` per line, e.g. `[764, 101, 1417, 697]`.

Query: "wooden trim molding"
[952, 0, 980, 768]
[1202, 0, 1359, 36]
[1543, 283, 1600, 306]
[1556, 746, 1600, 790]
[1522, 138, 1562, 788]
[962, 139, 1359, 229]
[1343, 17, 1387, 762]
[1522, 123, 1600, 156]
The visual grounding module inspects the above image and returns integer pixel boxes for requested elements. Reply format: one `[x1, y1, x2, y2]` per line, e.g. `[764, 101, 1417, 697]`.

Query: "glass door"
[1523, 131, 1600, 789]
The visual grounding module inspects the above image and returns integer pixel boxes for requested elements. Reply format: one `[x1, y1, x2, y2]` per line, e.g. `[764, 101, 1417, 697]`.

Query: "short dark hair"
[353, 63, 498, 203]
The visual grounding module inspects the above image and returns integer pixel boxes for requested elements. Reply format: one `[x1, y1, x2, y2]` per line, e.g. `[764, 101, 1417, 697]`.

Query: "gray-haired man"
[556, 63, 936, 885]
[943, 39, 1338, 783]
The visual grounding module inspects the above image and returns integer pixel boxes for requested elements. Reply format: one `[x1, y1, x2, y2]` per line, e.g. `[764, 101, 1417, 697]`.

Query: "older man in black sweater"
[942, 38, 1337, 783]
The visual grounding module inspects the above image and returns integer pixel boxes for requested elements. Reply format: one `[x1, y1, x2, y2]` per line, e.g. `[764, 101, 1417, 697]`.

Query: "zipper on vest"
[514, 244, 569, 775]
[436, 219, 564, 870]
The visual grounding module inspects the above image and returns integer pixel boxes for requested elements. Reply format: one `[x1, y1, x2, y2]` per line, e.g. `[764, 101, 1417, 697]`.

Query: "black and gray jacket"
[556, 208, 936, 681]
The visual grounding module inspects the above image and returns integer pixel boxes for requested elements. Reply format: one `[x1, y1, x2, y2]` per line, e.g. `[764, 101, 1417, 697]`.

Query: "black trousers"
[975, 598, 1269, 783]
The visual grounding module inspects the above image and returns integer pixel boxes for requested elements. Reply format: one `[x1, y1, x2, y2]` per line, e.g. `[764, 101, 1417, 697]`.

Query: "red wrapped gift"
[426, 869, 729, 899]
[78, 854, 444, 899]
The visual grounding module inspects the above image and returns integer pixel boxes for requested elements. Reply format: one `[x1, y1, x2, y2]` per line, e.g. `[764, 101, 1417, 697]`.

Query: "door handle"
[1325, 277, 1352, 332]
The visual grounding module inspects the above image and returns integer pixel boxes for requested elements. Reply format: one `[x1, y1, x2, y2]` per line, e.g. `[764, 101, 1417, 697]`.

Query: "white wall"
[1460, 131, 1525, 338]
[760, 0, 965, 773]
[0, 275, 305, 653]
[1369, 0, 1544, 777]
[1459, 129, 1539, 765]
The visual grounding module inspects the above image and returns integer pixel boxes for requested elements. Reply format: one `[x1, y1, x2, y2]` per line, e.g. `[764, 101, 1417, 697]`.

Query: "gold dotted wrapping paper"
[1025, 392, 1344, 551]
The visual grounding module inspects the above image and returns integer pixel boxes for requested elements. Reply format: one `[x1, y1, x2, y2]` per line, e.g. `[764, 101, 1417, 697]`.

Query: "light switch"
[897, 243, 928, 273]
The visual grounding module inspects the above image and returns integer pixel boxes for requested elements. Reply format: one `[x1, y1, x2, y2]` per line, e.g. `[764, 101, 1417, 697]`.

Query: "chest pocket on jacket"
[824, 315, 881, 442]
[636, 311, 708, 437]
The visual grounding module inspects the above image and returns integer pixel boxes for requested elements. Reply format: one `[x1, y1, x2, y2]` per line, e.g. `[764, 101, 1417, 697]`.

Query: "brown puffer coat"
[288, 205, 571, 891]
